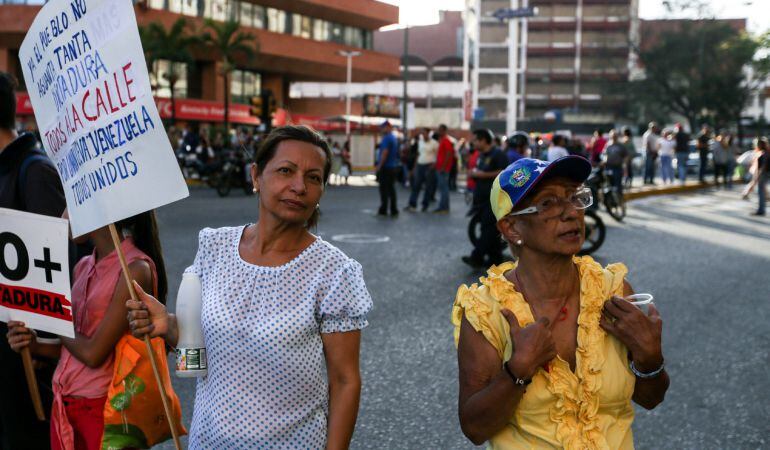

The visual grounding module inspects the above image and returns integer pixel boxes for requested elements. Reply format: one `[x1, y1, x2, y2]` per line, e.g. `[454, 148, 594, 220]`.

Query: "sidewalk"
[187, 171, 736, 201]
[624, 177, 726, 200]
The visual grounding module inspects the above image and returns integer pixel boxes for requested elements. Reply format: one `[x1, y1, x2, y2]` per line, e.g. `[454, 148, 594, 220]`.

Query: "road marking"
[331, 234, 391, 244]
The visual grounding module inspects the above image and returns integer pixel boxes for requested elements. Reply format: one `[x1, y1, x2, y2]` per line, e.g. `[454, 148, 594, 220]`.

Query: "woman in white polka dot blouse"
[126, 126, 373, 449]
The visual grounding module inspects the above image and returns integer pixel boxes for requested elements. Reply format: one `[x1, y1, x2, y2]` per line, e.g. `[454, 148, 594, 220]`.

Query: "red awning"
[154, 97, 260, 125]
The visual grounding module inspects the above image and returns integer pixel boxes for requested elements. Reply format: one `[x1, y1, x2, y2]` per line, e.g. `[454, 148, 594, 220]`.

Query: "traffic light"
[259, 90, 277, 131]
[249, 95, 263, 117]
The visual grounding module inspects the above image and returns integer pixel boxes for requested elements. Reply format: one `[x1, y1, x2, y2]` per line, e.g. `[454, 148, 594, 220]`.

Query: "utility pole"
[338, 50, 361, 144]
[402, 25, 409, 136]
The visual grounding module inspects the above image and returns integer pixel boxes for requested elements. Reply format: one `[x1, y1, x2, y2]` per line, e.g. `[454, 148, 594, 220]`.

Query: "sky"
[379, 0, 769, 34]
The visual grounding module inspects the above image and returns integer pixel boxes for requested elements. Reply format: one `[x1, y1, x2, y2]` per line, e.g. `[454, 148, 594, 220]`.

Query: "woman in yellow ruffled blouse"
[453, 156, 669, 449]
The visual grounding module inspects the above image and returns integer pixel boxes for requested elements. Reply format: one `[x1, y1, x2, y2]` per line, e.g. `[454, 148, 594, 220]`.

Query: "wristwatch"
[503, 360, 531, 386]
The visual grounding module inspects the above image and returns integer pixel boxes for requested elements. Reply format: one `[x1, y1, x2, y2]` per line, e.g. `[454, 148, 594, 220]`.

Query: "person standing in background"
[588, 129, 606, 166]
[546, 135, 569, 162]
[674, 123, 691, 183]
[696, 125, 712, 183]
[603, 130, 629, 196]
[725, 134, 738, 190]
[622, 127, 637, 187]
[0, 71, 64, 450]
[658, 130, 676, 184]
[376, 121, 400, 217]
[711, 131, 730, 188]
[406, 128, 436, 212]
[642, 122, 660, 185]
[506, 132, 529, 163]
[433, 124, 454, 214]
[462, 129, 508, 268]
[743, 137, 768, 216]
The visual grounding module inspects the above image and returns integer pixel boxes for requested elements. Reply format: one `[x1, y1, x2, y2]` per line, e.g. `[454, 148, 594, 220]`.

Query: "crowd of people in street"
[0, 65, 768, 450]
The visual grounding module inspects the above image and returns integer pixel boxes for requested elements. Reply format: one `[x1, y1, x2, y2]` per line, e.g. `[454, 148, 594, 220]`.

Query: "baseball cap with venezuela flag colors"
[490, 156, 592, 221]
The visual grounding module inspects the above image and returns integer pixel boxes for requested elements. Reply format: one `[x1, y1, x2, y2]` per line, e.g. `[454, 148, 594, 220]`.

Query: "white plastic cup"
[175, 270, 207, 378]
[624, 293, 654, 314]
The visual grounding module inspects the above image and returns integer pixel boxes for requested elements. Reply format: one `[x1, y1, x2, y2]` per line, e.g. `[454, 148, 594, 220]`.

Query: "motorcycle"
[213, 147, 253, 197]
[585, 166, 626, 222]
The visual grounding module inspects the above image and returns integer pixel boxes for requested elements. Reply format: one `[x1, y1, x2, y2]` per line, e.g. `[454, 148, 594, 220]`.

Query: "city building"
[290, 10, 469, 131]
[0, 0, 400, 132]
[470, 0, 639, 135]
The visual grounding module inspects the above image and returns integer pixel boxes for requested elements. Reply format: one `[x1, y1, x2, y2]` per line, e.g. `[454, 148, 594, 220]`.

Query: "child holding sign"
[6, 212, 166, 450]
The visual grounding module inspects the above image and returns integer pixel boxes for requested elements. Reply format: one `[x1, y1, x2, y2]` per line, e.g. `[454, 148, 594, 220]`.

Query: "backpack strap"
[17, 151, 53, 209]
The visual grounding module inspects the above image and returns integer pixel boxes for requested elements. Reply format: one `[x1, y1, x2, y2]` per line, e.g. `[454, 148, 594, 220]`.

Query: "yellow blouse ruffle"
[452, 256, 635, 450]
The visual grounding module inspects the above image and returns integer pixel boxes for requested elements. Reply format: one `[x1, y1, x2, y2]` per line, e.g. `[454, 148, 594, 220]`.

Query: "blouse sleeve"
[318, 261, 373, 334]
[452, 284, 512, 362]
[185, 228, 213, 281]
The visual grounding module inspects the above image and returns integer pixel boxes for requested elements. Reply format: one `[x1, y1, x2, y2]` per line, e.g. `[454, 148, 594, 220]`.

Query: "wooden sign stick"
[20, 347, 45, 421]
[108, 224, 181, 450]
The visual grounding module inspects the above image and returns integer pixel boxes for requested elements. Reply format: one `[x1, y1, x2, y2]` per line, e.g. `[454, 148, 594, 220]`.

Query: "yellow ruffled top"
[452, 256, 636, 450]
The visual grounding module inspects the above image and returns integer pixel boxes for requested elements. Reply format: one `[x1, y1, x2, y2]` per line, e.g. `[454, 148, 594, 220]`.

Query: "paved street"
[156, 183, 769, 450]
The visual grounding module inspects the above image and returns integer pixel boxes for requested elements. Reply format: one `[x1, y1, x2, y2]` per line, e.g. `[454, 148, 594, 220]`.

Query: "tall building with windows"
[0, 0, 399, 129]
[290, 11, 470, 131]
[471, 0, 639, 134]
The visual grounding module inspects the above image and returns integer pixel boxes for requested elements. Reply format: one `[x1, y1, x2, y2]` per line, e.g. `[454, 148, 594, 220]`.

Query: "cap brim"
[512, 156, 592, 210]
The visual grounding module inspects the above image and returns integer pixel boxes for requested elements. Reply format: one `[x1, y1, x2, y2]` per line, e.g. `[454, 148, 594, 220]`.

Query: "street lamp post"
[338, 50, 361, 143]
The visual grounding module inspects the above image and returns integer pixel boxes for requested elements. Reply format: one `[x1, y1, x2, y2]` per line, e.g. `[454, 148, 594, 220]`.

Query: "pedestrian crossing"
[624, 189, 770, 258]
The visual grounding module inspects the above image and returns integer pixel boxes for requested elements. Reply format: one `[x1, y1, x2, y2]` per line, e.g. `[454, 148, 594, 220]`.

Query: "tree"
[201, 19, 257, 135]
[139, 18, 199, 125]
[629, 1, 770, 132]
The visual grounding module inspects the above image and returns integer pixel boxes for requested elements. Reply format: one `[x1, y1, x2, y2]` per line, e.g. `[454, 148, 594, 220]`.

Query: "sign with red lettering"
[18, 0, 189, 237]
[0, 209, 73, 338]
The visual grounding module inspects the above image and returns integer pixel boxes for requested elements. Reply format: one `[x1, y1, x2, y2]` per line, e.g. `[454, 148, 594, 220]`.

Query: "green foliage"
[630, 19, 768, 130]
[201, 19, 258, 131]
[201, 19, 257, 74]
[138, 18, 199, 123]
[102, 423, 149, 449]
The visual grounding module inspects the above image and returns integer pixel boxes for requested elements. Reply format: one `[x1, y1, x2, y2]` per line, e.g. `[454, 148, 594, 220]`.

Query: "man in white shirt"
[547, 135, 569, 161]
[406, 128, 438, 211]
[642, 122, 660, 184]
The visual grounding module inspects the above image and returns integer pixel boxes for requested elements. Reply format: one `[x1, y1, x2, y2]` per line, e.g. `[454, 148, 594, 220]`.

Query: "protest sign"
[18, 0, 189, 238]
[0, 208, 73, 338]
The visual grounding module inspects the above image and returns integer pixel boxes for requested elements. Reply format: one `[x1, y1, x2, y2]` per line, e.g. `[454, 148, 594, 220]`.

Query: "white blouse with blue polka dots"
[187, 226, 372, 449]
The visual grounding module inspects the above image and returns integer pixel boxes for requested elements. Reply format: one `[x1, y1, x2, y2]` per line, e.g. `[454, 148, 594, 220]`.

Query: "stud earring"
[252, 187, 258, 194]
[515, 239, 523, 246]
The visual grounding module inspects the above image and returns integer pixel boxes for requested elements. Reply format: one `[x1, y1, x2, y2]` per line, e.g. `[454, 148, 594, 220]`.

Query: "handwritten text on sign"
[19, 0, 188, 237]
[0, 209, 73, 338]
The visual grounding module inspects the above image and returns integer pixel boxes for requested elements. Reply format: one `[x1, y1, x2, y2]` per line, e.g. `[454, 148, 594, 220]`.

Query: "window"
[313, 19, 330, 41]
[150, 60, 188, 99]
[148, 0, 165, 10]
[344, 26, 363, 47]
[292, 14, 312, 39]
[205, 0, 226, 21]
[330, 22, 344, 44]
[267, 8, 287, 33]
[169, 0, 197, 16]
[239, 1, 253, 27]
[363, 30, 373, 49]
[230, 69, 261, 104]
[253, 5, 265, 28]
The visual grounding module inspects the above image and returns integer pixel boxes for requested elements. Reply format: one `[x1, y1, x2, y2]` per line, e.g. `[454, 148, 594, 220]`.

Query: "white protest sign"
[0, 208, 73, 338]
[18, 0, 189, 237]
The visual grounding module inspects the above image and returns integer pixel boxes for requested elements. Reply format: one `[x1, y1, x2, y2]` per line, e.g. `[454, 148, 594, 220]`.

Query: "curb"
[625, 181, 717, 200]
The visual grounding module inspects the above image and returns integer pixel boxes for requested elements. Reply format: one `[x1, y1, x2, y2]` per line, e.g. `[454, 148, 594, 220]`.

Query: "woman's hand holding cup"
[600, 296, 663, 372]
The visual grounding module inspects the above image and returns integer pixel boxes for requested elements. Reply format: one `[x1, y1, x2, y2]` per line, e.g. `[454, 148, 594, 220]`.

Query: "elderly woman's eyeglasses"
[507, 187, 593, 219]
